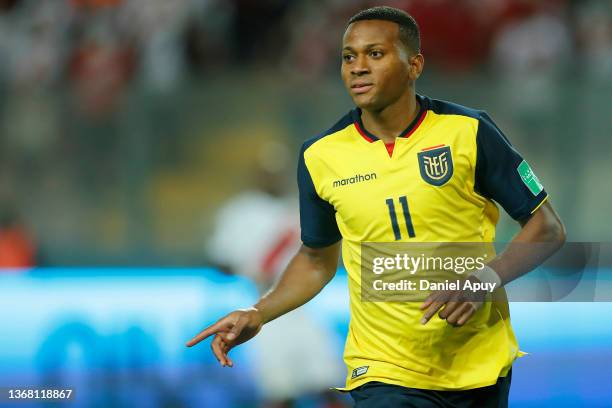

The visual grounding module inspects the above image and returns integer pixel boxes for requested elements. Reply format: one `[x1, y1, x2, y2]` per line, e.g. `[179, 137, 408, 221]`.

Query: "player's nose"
[351, 56, 370, 76]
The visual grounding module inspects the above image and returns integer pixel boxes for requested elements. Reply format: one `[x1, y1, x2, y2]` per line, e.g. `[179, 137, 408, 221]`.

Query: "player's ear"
[408, 53, 424, 81]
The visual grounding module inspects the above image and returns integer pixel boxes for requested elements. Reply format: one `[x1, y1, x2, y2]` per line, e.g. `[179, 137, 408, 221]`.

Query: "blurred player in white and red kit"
[205, 141, 345, 408]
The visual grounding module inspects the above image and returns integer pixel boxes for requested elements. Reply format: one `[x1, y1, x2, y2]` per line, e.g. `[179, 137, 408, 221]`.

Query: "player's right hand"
[185, 308, 263, 367]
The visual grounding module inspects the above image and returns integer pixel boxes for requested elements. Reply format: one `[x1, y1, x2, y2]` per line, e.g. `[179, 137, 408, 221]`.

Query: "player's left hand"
[419, 276, 487, 326]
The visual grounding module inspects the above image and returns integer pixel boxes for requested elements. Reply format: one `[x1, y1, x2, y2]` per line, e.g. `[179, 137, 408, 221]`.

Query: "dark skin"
[341, 20, 424, 144]
[186, 243, 340, 366]
[420, 200, 566, 325]
[340, 20, 566, 325]
[186, 19, 566, 365]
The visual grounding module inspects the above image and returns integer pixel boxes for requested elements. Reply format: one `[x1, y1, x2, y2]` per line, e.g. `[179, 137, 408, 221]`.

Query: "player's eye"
[369, 50, 383, 58]
[343, 54, 355, 62]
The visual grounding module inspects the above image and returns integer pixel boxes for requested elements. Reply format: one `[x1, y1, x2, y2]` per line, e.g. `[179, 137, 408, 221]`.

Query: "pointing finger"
[186, 319, 231, 347]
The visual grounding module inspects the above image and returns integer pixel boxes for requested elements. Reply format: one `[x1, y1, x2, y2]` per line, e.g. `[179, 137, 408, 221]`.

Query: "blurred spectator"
[282, 1, 371, 78]
[71, 0, 122, 7]
[0, 0, 19, 12]
[0, 0, 71, 88]
[0, 204, 36, 269]
[492, 1, 571, 79]
[0, 0, 610, 263]
[120, 0, 192, 92]
[575, 0, 612, 80]
[229, 0, 294, 66]
[205, 141, 298, 286]
[402, 0, 501, 71]
[491, 0, 571, 119]
[205, 141, 345, 407]
[183, 1, 233, 74]
[68, 23, 136, 120]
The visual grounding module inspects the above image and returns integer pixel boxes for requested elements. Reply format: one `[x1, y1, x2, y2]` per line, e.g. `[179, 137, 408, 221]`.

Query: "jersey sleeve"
[297, 143, 341, 248]
[474, 112, 548, 221]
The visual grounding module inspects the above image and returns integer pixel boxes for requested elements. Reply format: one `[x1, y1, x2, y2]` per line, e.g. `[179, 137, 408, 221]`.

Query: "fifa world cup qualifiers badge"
[517, 160, 544, 196]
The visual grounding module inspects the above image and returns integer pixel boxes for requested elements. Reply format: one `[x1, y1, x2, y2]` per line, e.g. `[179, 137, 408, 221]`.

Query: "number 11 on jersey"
[385, 196, 416, 240]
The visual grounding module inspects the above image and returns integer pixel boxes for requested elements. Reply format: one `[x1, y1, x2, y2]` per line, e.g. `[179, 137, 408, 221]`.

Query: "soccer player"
[187, 6, 565, 407]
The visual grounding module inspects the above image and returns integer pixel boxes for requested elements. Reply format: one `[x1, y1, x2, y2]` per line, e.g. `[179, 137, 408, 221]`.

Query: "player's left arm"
[486, 200, 565, 285]
[421, 112, 566, 326]
[421, 201, 565, 326]
[421, 200, 565, 326]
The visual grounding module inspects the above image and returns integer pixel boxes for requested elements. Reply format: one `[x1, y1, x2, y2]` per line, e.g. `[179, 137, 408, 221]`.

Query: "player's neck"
[360, 91, 419, 144]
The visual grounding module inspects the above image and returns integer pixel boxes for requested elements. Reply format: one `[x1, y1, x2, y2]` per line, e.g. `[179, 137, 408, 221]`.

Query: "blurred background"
[0, 0, 611, 407]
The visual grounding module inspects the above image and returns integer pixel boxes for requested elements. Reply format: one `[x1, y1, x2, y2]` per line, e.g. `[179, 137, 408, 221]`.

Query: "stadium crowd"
[0, 0, 610, 90]
[0, 0, 610, 266]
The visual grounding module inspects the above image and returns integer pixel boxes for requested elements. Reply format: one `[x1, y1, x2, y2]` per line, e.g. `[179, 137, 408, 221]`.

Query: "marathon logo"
[333, 173, 377, 188]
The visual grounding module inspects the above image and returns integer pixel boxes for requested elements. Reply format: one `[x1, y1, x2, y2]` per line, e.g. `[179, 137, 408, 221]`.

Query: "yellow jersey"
[297, 94, 548, 391]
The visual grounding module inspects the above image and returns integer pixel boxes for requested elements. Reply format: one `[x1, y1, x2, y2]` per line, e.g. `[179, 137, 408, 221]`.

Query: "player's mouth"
[351, 82, 374, 94]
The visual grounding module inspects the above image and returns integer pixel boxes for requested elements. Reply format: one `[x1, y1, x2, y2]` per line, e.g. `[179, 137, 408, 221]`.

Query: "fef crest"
[417, 146, 453, 186]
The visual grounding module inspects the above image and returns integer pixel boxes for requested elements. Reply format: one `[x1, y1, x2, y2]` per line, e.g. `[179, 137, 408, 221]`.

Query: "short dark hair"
[348, 6, 420, 54]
